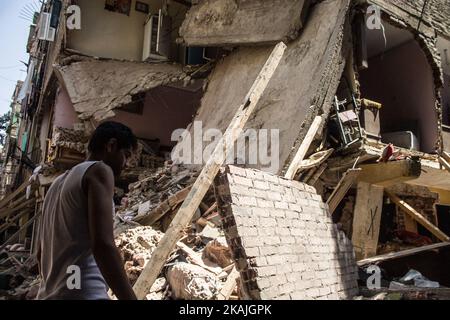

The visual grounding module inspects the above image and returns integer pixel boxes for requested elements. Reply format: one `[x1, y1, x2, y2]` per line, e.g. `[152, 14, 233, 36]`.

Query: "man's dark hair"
[88, 121, 137, 153]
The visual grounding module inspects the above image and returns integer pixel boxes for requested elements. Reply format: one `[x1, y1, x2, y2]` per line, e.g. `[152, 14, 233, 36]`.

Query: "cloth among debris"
[392, 269, 440, 289]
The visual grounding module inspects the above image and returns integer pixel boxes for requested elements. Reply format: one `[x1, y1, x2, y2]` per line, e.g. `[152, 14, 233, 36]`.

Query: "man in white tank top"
[36, 122, 138, 300]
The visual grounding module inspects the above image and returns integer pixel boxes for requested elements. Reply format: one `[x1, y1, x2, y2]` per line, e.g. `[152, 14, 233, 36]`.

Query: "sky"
[0, 0, 40, 116]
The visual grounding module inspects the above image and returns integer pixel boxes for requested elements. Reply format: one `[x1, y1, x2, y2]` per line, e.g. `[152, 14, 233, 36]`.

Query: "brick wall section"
[214, 165, 359, 300]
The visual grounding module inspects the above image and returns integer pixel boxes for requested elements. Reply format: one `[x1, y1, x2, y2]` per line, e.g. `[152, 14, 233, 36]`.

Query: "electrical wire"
[417, 0, 430, 31]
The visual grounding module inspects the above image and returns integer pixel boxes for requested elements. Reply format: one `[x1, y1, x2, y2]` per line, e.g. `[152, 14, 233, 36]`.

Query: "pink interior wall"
[110, 86, 202, 147]
[359, 41, 438, 153]
[54, 86, 79, 129]
[39, 106, 51, 158]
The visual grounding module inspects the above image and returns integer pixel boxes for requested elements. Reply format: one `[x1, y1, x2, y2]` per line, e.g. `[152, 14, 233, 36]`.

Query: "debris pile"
[48, 127, 88, 155]
[113, 225, 236, 300]
[114, 226, 164, 285]
[116, 163, 202, 229]
[0, 249, 39, 300]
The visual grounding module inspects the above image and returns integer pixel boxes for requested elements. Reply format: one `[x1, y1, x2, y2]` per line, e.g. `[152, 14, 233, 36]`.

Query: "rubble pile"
[116, 163, 201, 227]
[0, 251, 39, 300]
[114, 226, 164, 285]
[167, 262, 222, 300]
[113, 225, 236, 300]
[49, 127, 88, 155]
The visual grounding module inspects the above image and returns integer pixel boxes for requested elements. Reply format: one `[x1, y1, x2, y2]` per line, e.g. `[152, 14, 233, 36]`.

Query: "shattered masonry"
[215, 166, 358, 300]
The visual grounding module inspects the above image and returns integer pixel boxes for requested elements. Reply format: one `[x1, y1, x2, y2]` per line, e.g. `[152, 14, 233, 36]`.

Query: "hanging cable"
[417, 0, 431, 32]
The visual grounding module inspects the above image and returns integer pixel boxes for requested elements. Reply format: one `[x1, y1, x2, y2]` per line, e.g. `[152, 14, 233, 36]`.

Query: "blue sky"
[0, 0, 39, 115]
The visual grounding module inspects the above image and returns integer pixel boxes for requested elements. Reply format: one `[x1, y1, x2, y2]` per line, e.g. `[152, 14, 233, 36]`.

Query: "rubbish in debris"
[399, 269, 440, 289]
[202, 237, 233, 268]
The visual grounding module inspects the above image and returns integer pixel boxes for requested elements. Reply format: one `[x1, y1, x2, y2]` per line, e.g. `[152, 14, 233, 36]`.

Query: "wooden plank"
[0, 180, 32, 210]
[306, 162, 328, 186]
[217, 267, 240, 300]
[284, 116, 323, 180]
[176, 242, 222, 275]
[136, 187, 192, 226]
[357, 242, 450, 266]
[4, 194, 27, 212]
[327, 168, 361, 214]
[386, 190, 450, 242]
[0, 207, 34, 234]
[357, 159, 422, 186]
[0, 212, 41, 253]
[0, 198, 36, 220]
[352, 182, 384, 260]
[442, 152, 450, 165]
[438, 156, 450, 173]
[133, 42, 287, 299]
[203, 202, 218, 217]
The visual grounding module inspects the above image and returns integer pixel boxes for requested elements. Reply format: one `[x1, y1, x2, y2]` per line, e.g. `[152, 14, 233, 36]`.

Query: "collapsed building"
[1, 0, 450, 300]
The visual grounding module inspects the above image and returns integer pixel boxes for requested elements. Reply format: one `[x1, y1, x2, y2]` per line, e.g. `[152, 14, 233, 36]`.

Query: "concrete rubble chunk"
[180, 0, 311, 46]
[167, 262, 222, 300]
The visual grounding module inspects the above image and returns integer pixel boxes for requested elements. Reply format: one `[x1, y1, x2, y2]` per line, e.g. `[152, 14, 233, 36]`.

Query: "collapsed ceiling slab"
[182, 0, 351, 174]
[54, 57, 188, 122]
[179, 0, 312, 46]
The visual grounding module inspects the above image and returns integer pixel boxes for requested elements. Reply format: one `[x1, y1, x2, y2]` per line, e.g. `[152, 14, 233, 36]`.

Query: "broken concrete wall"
[54, 57, 188, 122]
[358, 1, 446, 151]
[214, 166, 359, 300]
[179, 0, 311, 46]
[180, 0, 351, 175]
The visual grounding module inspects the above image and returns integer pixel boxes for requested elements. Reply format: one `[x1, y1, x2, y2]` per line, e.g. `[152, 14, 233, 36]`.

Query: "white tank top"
[37, 161, 110, 300]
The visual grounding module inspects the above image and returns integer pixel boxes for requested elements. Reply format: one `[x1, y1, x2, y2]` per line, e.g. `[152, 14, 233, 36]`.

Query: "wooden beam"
[357, 159, 422, 186]
[386, 190, 450, 242]
[352, 182, 384, 260]
[0, 207, 34, 234]
[284, 116, 323, 180]
[441, 152, 450, 165]
[358, 242, 450, 266]
[0, 180, 32, 210]
[136, 187, 192, 226]
[217, 267, 240, 300]
[0, 212, 41, 253]
[176, 242, 222, 275]
[439, 156, 450, 173]
[0, 198, 36, 220]
[306, 162, 328, 186]
[132, 42, 287, 300]
[327, 168, 361, 214]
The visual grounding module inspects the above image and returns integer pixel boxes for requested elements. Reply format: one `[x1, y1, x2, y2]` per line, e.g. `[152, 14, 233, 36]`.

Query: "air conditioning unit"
[37, 12, 56, 42]
[142, 10, 171, 61]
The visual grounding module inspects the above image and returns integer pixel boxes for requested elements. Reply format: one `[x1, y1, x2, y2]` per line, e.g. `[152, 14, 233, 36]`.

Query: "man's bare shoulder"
[83, 162, 114, 188]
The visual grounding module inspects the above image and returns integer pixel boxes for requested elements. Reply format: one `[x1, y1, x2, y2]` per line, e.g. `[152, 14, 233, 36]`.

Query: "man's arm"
[85, 163, 137, 300]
